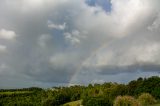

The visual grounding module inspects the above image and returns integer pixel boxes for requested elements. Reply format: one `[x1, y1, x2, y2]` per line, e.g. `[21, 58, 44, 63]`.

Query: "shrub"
[42, 98, 57, 106]
[83, 96, 112, 106]
[114, 95, 140, 106]
[138, 93, 156, 106]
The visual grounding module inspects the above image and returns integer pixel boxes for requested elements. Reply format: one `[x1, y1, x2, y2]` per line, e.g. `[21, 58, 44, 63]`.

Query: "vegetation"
[63, 100, 82, 106]
[138, 93, 157, 106]
[151, 104, 160, 106]
[114, 95, 139, 106]
[0, 76, 160, 106]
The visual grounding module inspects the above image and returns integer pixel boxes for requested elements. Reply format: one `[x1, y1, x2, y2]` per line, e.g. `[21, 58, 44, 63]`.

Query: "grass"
[63, 100, 82, 106]
[0, 91, 32, 95]
[151, 104, 160, 106]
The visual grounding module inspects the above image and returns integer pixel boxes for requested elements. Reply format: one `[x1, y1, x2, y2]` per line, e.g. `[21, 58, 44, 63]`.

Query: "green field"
[63, 100, 82, 106]
[0, 91, 32, 95]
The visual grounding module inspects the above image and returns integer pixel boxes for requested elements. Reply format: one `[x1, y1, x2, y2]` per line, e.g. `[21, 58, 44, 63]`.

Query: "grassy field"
[63, 100, 82, 106]
[0, 91, 32, 95]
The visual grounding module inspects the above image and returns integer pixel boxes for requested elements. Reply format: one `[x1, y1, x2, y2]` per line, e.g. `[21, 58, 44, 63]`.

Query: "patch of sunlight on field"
[63, 100, 82, 106]
[0, 91, 32, 95]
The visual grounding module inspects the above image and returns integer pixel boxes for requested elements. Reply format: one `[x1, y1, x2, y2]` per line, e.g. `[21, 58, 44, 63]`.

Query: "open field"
[0, 91, 32, 95]
[63, 100, 82, 106]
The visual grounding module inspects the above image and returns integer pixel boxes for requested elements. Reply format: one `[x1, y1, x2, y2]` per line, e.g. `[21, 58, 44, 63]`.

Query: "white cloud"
[64, 30, 87, 46]
[148, 13, 160, 31]
[48, 22, 66, 30]
[0, 29, 16, 40]
[64, 32, 80, 46]
[83, 42, 160, 68]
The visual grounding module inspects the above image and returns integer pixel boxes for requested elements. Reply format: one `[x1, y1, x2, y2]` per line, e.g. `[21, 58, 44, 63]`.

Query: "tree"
[42, 98, 57, 106]
[138, 93, 156, 106]
[83, 96, 112, 106]
[113, 96, 140, 106]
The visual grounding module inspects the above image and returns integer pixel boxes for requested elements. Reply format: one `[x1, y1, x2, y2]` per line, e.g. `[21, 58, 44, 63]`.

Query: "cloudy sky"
[0, 0, 160, 88]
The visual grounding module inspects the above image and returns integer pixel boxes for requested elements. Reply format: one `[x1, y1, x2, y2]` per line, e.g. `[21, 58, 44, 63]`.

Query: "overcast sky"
[0, 0, 160, 88]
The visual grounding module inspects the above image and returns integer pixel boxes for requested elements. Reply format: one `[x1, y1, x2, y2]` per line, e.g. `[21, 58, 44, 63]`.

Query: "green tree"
[138, 93, 156, 106]
[113, 95, 140, 106]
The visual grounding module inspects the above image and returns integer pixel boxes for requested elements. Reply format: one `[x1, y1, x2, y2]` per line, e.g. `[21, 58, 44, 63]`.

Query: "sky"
[0, 0, 160, 88]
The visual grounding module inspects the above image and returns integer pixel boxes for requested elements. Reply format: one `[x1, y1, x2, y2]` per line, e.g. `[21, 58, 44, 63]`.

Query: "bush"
[83, 96, 112, 106]
[42, 98, 57, 106]
[114, 96, 140, 106]
[151, 87, 160, 99]
[138, 93, 156, 106]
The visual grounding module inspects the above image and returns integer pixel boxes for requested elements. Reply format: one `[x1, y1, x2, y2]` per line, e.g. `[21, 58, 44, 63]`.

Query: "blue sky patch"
[85, 0, 112, 12]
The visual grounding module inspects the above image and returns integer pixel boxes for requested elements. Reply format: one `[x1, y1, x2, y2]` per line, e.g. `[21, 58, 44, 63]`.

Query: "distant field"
[63, 100, 82, 106]
[0, 91, 32, 95]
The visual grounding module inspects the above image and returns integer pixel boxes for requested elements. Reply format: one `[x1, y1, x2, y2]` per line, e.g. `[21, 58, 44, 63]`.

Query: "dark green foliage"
[152, 87, 160, 99]
[42, 98, 57, 106]
[127, 76, 160, 99]
[0, 91, 43, 106]
[0, 87, 42, 92]
[83, 96, 112, 106]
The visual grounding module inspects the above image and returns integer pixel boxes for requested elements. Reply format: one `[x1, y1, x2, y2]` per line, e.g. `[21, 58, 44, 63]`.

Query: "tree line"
[0, 76, 160, 106]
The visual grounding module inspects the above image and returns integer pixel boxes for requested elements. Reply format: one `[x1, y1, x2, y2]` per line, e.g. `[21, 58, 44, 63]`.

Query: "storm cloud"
[0, 0, 160, 88]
